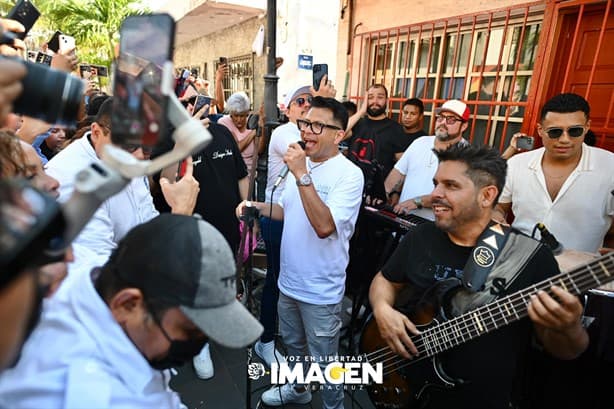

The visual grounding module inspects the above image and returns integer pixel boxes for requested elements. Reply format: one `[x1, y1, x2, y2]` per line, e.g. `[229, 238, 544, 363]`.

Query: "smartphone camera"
[516, 136, 534, 150]
[10, 59, 84, 127]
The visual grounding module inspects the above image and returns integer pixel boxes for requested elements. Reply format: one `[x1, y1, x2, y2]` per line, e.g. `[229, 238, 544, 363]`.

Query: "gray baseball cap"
[110, 214, 263, 348]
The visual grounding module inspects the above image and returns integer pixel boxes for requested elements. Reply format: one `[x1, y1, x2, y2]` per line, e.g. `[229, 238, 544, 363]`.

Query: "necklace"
[308, 159, 326, 173]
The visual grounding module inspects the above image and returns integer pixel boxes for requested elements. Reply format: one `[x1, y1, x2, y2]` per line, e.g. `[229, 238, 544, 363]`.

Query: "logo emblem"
[473, 246, 495, 268]
[247, 363, 266, 380]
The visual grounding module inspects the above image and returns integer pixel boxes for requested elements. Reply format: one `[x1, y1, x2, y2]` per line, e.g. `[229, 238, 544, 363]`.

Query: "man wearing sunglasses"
[496, 93, 614, 254]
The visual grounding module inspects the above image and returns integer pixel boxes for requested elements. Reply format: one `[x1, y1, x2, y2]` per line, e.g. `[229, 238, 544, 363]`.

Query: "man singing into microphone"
[237, 97, 363, 408]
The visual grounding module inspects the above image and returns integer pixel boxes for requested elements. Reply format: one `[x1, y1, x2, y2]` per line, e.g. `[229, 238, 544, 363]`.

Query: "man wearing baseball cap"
[384, 99, 470, 220]
[0, 214, 263, 408]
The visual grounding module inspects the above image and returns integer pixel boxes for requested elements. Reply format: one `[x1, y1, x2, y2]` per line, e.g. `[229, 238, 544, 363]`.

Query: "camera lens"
[12, 60, 84, 127]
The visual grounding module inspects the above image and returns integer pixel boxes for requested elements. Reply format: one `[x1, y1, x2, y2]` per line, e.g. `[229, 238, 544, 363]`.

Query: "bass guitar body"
[359, 310, 459, 409]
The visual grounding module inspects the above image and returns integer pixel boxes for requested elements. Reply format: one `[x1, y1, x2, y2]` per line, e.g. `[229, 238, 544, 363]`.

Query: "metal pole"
[256, 0, 279, 203]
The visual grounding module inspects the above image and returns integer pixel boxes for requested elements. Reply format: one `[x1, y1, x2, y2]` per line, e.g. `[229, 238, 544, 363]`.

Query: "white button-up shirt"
[499, 144, 614, 253]
[46, 134, 159, 262]
[0, 270, 186, 408]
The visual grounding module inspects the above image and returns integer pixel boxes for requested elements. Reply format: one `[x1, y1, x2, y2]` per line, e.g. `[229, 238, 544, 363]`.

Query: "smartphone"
[112, 13, 175, 147]
[47, 31, 62, 53]
[59, 34, 75, 53]
[6, 0, 40, 40]
[517, 136, 534, 150]
[219, 56, 228, 65]
[26, 50, 37, 61]
[91, 64, 108, 77]
[247, 113, 259, 130]
[35, 51, 52, 66]
[193, 95, 211, 117]
[313, 63, 328, 91]
[79, 64, 91, 78]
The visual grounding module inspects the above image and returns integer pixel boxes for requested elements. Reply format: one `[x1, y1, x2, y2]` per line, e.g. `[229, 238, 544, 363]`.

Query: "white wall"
[275, 0, 340, 106]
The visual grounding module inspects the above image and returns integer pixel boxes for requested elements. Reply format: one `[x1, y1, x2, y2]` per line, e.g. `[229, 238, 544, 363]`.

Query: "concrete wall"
[173, 0, 341, 108]
[335, 0, 538, 98]
[173, 16, 267, 108]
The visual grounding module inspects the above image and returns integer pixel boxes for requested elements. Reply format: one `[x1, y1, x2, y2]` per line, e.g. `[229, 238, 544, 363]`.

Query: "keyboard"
[362, 204, 429, 230]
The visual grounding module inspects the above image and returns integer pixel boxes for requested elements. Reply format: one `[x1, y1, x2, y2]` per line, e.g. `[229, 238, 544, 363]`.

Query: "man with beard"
[384, 99, 469, 220]
[348, 84, 407, 178]
[369, 144, 587, 409]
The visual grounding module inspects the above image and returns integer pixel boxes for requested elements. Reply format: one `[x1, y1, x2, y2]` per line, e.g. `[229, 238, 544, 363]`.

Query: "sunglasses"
[544, 126, 586, 139]
[120, 143, 154, 154]
[293, 96, 313, 107]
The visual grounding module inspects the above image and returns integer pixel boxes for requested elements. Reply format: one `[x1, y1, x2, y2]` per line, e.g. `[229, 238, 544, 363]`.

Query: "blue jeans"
[278, 293, 344, 409]
[259, 216, 283, 342]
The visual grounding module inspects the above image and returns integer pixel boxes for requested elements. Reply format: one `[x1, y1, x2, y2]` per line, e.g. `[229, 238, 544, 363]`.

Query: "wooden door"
[547, 4, 614, 151]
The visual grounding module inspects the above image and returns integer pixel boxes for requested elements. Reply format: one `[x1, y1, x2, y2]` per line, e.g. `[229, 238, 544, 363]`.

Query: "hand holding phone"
[312, 63, 328, 91]
[516, 136, 534, 150]
[6, 0, 40, 40]
[192, 95, 211, 118]
[59, 34, 75, 54]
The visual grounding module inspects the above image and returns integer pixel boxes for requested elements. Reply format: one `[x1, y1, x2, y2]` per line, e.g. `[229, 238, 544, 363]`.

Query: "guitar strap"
[462, 220, 511, 292]
[449, 230, 542, 316]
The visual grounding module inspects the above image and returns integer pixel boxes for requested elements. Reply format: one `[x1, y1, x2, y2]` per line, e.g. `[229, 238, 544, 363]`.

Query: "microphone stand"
[236, 117, 263, 409]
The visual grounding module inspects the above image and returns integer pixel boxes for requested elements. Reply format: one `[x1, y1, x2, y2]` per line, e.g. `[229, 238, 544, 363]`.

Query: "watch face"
[298, 173, 312, 186]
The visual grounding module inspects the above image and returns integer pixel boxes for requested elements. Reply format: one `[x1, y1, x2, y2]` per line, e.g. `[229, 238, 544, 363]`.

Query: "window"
[216, 54, 255, 106]
[351, 4, 545, 149]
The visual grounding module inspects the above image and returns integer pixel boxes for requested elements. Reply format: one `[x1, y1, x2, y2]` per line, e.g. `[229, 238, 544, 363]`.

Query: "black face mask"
[149, 337, 207, 370]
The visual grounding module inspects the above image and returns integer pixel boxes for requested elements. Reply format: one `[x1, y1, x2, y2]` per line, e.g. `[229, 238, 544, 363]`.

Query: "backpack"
[348, 136, 386, 201]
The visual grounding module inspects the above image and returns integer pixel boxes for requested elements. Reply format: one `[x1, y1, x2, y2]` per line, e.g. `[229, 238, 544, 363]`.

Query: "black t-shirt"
[350, 117, 406, 177]
[381, 222, 559, 409]
[400, 129, 428, 151]
[191, 123, 247, 253]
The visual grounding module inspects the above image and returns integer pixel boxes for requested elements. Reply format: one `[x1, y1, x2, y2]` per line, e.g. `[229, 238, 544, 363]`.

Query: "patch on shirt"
[212, 149, 233, 160]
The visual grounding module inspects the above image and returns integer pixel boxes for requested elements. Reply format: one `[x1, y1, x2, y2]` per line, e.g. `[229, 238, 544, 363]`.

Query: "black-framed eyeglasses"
[120, 143, 154, 155]
[544, 126, 586, 139]
[293, 96, 313, 107]
[435, 115, 463, 125]
[296, 119, 342, 135]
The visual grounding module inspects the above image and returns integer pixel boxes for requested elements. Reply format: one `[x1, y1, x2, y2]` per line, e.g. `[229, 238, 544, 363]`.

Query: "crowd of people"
[1, 10, 613, 409]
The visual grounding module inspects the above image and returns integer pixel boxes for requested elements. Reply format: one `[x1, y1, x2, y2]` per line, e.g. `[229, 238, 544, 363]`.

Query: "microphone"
[273, 141, 306, 188]
[536, 223, 563, 255]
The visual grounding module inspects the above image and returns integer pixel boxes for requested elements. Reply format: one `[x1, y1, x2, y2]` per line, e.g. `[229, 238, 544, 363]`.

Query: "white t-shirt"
[0, 271, 185, 409]
[264, 121, 300, 204]
[278, 154, 364, 304]
[499, 144, 614, 253]
[394, 135, 438, 220]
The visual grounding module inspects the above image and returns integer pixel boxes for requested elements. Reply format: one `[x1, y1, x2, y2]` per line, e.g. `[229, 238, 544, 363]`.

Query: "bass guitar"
[359, 252, 614, 408]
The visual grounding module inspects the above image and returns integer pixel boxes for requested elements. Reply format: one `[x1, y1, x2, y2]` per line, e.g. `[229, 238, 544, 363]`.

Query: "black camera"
[10, 58, 84, 127]
[0, 179, 67, 286]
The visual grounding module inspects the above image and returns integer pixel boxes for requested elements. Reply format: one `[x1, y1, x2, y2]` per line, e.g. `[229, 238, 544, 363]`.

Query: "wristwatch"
[413, 196, 423, 209]
[296, 173, 313, 187]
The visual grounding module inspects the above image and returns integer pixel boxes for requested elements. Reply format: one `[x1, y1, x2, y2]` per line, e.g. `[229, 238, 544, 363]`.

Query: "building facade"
[336, 0, 614, 151]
